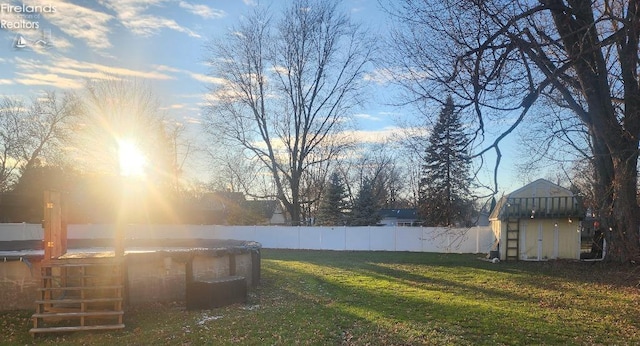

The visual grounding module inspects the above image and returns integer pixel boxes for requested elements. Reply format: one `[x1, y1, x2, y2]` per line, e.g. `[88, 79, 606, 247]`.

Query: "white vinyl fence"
[0, 223, 495, 254]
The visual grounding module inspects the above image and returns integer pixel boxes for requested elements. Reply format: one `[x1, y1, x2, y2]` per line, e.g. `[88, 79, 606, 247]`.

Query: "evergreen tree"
[350, 178, 381, 226]
[419, 96, 473, 226]
[316, 172, 348, 225]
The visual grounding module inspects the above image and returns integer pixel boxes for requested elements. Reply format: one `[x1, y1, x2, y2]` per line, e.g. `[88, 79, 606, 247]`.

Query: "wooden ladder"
[506, 218, 520, 261]
[30, 257, 125, 335]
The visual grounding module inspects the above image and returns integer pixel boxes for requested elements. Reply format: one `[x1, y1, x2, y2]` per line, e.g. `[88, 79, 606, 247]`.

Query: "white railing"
[0, 223, 495, 254]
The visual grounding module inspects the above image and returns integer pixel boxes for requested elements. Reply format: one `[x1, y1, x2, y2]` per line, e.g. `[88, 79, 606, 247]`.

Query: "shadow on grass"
[262, 249, 640, 345]
[264, 249, 640, 288]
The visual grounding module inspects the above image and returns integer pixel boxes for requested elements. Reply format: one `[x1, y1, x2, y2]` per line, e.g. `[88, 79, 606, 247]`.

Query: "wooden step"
[36, 297, 123, 305]
[32, 310, 124, 318]
[41, 274, 120, 279]
[38, 285, 123, 292]
[42, 261, 122, 268]
[30, 324, 125, 334]
[42, 259, 121, 264]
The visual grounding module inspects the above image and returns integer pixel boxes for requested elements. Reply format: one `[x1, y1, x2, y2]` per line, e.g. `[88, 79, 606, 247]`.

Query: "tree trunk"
[605, 146, 640, 263]
[290, 202, 301, 226]
[290, 173, 301, 225]
[549, 0, 640, 262]
[592, 123, 640, 262]
[590, 132, 614, 205]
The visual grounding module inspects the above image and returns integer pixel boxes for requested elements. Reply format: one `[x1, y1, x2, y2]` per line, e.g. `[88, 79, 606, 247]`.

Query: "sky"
[0, 0, 524, 194]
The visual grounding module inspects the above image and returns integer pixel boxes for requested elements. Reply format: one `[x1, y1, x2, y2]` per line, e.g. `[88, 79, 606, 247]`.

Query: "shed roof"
[489, 179, 583, 220]
[508, 178, 573, 198]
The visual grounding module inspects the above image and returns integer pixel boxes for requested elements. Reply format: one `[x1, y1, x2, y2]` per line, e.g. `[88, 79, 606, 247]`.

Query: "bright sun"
[118, 140, 147, 177]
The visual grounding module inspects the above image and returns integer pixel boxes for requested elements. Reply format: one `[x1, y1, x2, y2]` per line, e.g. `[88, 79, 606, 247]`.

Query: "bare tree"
[0, 98, 25, 191]
[385, 0, 640, 262]
[299, 146, 338, 224]
[342, 144, 409, 212]
[0, 92, 78, 191]
[206, 147, 264, 194]
[166, 121, 198, 196]
[204, 0, 372, 224]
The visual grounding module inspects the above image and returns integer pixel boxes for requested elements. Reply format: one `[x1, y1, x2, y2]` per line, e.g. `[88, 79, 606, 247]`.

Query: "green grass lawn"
[2, 250, 640, 345]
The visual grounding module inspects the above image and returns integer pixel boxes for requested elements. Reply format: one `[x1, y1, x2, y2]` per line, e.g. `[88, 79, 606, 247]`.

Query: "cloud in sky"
[14, 71, 84, 89]
[179, 1, 226, 19]
[363, 68, 396, 85]
[160, 104, 185, 110]
[353, 113, 381, 121]
[10, 56, 175, 89]
[152, 65, 228, 85]
[187, 72, 227, 85]
[184, 116, 201, 124]
[43, 0, 114, 50]
[364, 67, 433, 85]
[100, 0, 201, 38]
[56, 57, 175, 80]
[341, 127, 406, 144]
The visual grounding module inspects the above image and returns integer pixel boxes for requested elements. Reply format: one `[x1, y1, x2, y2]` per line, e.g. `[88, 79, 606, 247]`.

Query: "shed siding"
[518, 219, 579, 260]
[490, 219, 504, 259]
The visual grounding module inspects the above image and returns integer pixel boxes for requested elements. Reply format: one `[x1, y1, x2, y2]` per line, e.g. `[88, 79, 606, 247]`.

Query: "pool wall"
[0, 244, 261, 311]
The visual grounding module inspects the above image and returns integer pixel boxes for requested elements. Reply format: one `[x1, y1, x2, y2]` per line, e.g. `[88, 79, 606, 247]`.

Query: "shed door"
[523, 220, 564, 260]
[537, 223, 543, 261]
[553, 223, 559, 259]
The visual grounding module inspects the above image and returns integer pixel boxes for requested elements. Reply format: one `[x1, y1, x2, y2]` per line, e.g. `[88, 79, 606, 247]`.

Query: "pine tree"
[419, 96, 473, 226]
[316, 172, 348, 225]
[350, 178, 381, 226]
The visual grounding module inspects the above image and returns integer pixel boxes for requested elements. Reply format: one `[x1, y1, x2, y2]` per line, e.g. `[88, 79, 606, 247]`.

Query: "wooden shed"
[489, 179, 583, 261]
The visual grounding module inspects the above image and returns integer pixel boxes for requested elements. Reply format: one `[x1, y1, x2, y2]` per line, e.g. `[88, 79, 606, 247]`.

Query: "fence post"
[344, 227, 347, 250]
[394, 226, 397, 251]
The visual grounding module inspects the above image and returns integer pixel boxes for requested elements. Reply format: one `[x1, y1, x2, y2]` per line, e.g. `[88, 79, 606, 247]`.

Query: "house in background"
[245, 200, 287, 225]
[190, 192, 287, 225]
[376, 208, 488, 227]
[378, 209, 419, 226]
[191, 191, 246, 224]
[475, 211, 490, 227]
[489, 179, 584, 261]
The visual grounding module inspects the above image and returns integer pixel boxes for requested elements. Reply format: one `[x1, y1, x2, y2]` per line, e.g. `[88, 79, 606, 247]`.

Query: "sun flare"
[118, 140, 147, 177]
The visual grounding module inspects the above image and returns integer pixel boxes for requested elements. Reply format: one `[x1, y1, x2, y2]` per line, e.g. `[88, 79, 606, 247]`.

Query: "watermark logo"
[13, 29, 51, 49]
[2, 3, 56, 50]
[1, 3, 56, 29]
